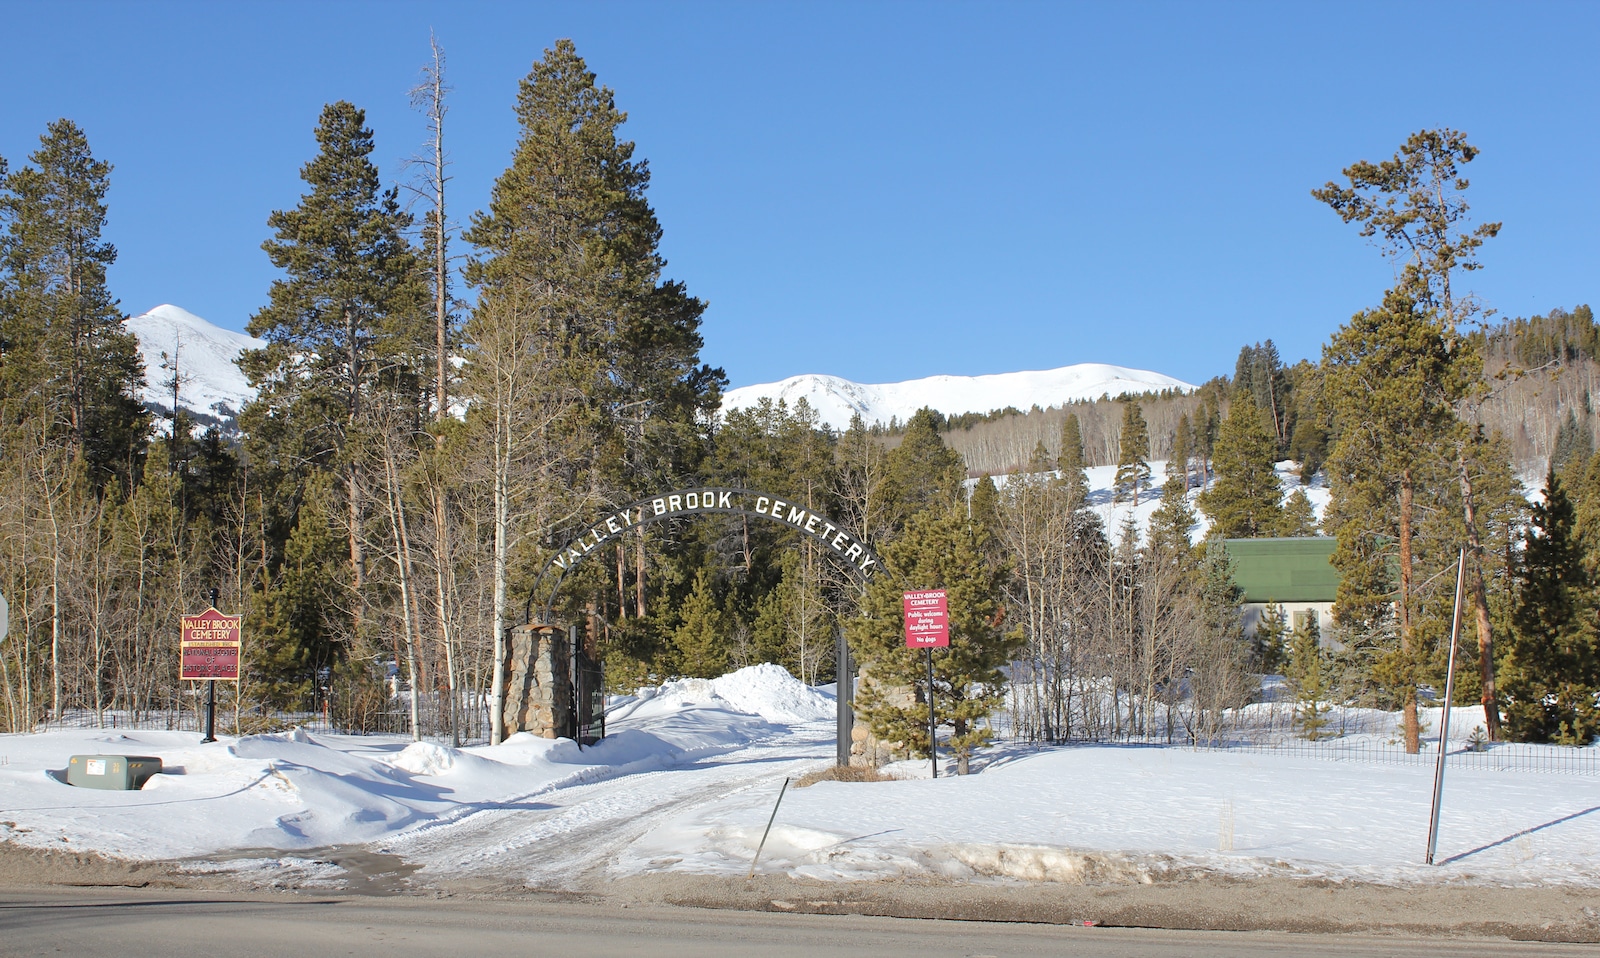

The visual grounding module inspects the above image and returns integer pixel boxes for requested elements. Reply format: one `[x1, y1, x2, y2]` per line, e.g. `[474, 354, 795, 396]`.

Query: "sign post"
[903, 589, 949, 779]
[181, 588, 241, 744]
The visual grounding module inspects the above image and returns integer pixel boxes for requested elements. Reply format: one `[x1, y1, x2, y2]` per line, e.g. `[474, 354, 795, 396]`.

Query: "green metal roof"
[1221, 537, 1339, 603]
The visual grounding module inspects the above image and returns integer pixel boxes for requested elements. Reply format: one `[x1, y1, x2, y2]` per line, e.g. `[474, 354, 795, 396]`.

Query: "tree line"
[1, 40, 1595, 757]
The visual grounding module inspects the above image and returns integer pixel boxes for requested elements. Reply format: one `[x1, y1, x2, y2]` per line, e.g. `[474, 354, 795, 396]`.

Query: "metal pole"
[1426, 548, 1467, 865]
[202, 588, 219, 743]
[835, 628, 853, 766]
[747, 777, 791, 878]
[927, 646, 937, 779]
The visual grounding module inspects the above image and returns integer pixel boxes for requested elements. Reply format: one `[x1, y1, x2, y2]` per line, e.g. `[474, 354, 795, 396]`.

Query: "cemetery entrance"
[506, 487, 886, 753]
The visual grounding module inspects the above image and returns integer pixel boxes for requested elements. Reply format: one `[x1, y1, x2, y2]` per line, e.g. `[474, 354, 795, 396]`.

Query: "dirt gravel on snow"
[4, 842, 1599, 943]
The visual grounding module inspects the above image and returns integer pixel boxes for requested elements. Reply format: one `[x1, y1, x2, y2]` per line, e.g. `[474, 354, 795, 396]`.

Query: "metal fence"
[1198, 738, 1600, 775]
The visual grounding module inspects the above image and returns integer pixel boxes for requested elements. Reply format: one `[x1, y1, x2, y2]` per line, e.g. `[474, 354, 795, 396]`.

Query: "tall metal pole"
[835, 628, 854, 766]
[1425, 548, 1467, 865]
[201, 587, 219, 743]
[927, 647, 937, 779]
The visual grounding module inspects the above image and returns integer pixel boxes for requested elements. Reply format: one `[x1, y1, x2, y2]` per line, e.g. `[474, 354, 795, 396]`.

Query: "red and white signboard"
[180, 607, 242, 681]
[903, 589, 949, 648]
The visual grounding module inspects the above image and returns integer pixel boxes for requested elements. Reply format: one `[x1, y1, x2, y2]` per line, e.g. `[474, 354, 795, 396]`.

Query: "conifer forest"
[2, 40, 1597, 757]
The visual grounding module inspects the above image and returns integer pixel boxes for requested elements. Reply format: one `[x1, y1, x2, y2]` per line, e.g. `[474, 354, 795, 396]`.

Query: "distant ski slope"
[721, 364, 1194, 432]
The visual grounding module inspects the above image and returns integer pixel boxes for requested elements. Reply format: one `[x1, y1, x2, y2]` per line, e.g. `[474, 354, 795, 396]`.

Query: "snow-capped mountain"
[124, 304, 263, 433]
[722, 363, 1195, 432]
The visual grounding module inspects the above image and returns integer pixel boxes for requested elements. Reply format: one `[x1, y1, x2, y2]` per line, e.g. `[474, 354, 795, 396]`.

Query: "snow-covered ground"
[124, 304, 265, 429]
[2, 664, 1595, 892]
[723, 364, 1195, 433]
[977, 459, 1331, 546]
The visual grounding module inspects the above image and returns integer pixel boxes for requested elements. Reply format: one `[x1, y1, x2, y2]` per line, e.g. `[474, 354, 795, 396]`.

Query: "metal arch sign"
[529, 487, 886, 620]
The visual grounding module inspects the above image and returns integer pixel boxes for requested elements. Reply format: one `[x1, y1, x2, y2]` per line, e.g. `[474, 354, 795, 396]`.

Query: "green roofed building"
[1221, 537, 1339, 639]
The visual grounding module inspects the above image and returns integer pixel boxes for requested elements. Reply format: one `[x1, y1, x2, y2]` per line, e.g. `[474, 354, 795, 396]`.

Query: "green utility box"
[66, 754, 163, 790]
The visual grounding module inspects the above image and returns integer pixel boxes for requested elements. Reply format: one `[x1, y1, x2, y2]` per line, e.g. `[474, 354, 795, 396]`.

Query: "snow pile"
[617, 664, 834, 725]
[124, 304, 264, 429]
[3, 665, 1599, 890]
[708, 663, 835, 723]
[723, 364, 1195, 432]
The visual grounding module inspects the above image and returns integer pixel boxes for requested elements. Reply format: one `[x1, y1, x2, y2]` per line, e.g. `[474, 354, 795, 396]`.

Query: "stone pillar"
[849, 664, 918, 767]
[501, 625, 572, 738]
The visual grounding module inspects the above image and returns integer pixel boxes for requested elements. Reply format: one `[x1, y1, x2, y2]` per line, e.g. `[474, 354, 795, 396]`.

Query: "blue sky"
[4, 2, 1596, 388]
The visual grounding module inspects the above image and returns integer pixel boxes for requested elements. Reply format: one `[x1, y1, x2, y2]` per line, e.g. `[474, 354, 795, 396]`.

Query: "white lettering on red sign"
[903, 589, 950, 648]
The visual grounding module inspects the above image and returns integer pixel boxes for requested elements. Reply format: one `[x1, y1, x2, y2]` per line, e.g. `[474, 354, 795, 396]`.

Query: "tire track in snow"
[389, 726, 832, 890]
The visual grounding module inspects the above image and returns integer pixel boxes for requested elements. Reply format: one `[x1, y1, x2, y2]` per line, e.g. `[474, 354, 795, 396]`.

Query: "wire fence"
[1196, 738, 1600, 775]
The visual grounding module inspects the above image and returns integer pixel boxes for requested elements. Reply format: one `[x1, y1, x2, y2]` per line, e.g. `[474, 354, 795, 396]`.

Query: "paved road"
[1, 889, 1590, 958]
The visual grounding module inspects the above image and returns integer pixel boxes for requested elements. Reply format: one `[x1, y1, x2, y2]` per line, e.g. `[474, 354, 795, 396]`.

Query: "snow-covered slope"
[124, 304, 263, 432]
[722, 363, 1194, 432]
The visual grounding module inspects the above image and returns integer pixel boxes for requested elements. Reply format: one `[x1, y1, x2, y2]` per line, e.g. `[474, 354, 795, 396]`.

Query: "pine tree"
[673, 568, 729, 678]
[1280, 489, 1319, 536]
[0, 119, 146, 484]
[239, 100, 426, 642]
[1553, 409, 1593, 479]
[1190, 541, 1251, 745]
[1169, 414, 1193, 492]
[1198, 397, 1285, 538]
[852, 504, 1019, 774]
[1113, 401, 1151, 504]
[465, 38, 720, 503]
[1322, 281, 1466, 753]
[1286, 613, 1330, 740]
[884, 407, 965, 527]
[1056, 412, 1090, 507]
[1147, 468, 1197, 559]
[1254, 601, 1288, 674]
[1503, 471, 1600, 744]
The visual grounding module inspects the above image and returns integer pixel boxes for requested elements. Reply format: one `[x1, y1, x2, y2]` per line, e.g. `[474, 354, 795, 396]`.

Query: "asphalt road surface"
[1, 889, 1590, 958]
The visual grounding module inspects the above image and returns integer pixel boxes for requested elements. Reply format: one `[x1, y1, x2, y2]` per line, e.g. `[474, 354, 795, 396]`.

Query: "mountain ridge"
[123, 304, 263, 433]
[721, 363, 1196, 432]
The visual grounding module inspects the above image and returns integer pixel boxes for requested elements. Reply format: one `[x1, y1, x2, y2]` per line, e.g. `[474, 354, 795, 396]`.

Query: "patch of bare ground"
[4, 841, 1598, 943]
[792, 764, 891, 787]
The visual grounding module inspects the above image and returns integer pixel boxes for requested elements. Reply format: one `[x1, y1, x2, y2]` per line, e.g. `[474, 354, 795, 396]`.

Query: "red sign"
[180, 607, 242, 681]
[903, 589, 949, 648]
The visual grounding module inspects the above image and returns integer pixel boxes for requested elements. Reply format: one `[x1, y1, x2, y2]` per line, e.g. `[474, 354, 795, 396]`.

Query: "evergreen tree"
[1503, 471, 1600, 744]
[1322, 281, 1466, 752]
[1254, 600, 1288, 674]
[968, 473, 1001, 532]
[1288, 417, 1328, 483]
[1199, 397, 1285, 538]
[672, 568, 730, 678]
[1235, 340, 1289, 449]
[1147, 468, 1197, 559]
[1285, 612, 1331, 740]
[239, 100, 426, 639]
[1169, 414, 1193, 492]
[852, 504, 1019, 774]
[1280, 489, 1319, 536]
[1055, 412, 1090, 506]
[465, 38, 720, 505]
[1113, 401, 1151, 504]
[1190, 541, 1252, 745]
[1552, 409, 1593, 479]
[884, 407, 965, 527]
[0, 119, 146, 484]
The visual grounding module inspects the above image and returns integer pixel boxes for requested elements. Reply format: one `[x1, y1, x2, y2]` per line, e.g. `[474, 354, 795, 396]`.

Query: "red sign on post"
[903, 590, 949, 648]
[180, 607, 242, 681]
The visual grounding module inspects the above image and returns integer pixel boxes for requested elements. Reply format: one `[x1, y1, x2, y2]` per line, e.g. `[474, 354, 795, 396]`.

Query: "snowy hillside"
[123, 304, 263, 432]
[976, 459, 1331, 547]
[722, 363, 1195, 432]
